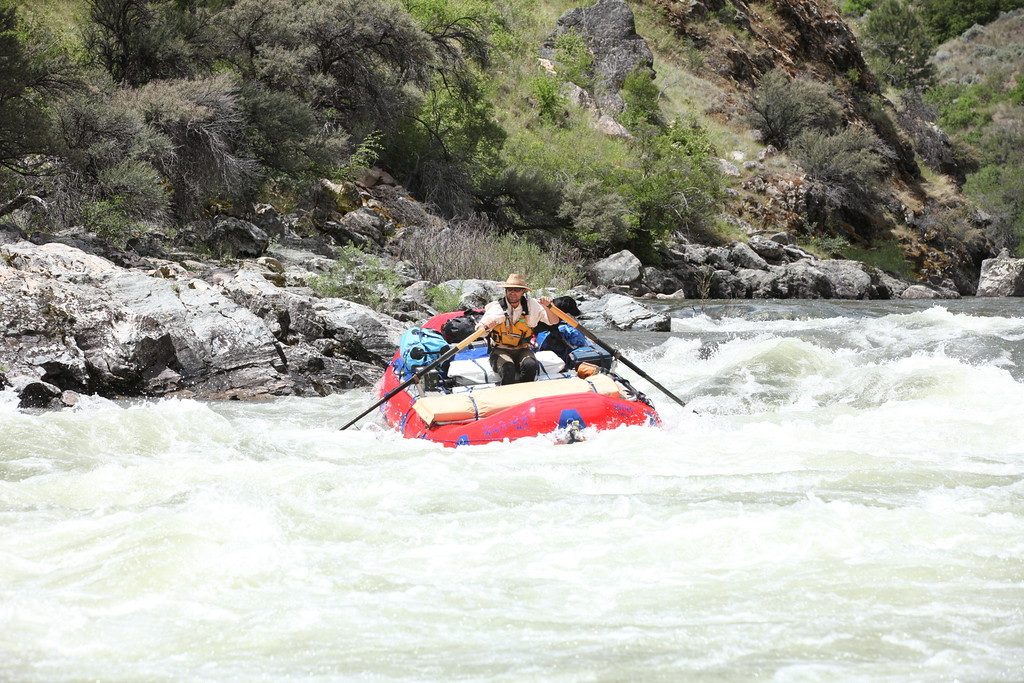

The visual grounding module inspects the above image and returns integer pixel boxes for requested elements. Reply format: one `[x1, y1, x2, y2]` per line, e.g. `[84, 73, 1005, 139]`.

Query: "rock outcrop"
[542, 0, 654, 128]
[587, 240, 947, 301]
[976, 251, 1024, 297]
[0, 239, 397, 402]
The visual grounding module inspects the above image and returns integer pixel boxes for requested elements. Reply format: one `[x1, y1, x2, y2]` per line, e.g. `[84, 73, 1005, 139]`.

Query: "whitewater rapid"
[2, 300, 1022, 681]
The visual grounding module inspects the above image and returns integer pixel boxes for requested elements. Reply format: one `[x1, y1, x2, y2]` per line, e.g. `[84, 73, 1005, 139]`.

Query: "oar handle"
[547, 304, 688, 408]
[340, 324, 489, 430]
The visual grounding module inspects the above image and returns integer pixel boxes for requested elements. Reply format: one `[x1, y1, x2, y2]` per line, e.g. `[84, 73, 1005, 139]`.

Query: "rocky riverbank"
[3, 217, 1022, 409]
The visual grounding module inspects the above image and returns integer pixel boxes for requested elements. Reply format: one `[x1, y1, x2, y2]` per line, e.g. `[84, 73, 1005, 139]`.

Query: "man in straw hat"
[476, 273, 558, 385]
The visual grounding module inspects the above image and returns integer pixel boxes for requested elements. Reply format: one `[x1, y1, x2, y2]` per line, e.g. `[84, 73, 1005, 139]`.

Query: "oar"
[547, 304, 689, 408]
[340, 325, 488, 430]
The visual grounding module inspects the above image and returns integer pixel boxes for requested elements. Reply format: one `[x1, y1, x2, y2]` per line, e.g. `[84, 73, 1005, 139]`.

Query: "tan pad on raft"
[412, 374, 622, 425]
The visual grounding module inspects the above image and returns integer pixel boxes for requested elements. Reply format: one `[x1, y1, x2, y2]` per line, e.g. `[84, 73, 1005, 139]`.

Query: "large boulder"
[208, 217, 270, 258]
[588, 249, 642, 287]
[596, 293, 670, 331]
[556, 0, 653, 87]
[549, 0, 654, 114]
[976, 252, 1024, 296]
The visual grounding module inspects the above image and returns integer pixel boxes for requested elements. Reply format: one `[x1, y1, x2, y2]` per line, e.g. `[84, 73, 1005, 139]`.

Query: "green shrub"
[393, 219, 584, 292]
[78, 197, 139, 245]
[335, 130, 383, 183]
[964, 163, 1024, 254]
[529, 74, 566, 124]
[840, 0, 877, 15]
[308, 245, 403, 310]
[790, 126, 888, 206]
[745, 68, 842, 149]
[426, 282, 464, 313]
[614, 118, 723, 254]
[553, 28, 594, 91]
[843, 240, 916, 278]
[620, 68, 661, 130]
[557, 180, 631, 253]
[96, 158, 169, 220]
[927, 84, 993, 131]
[918, 0, 1024, 43]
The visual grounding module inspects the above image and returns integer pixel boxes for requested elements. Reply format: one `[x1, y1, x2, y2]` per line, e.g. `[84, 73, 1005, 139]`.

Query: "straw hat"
[498, 273, 531, 291]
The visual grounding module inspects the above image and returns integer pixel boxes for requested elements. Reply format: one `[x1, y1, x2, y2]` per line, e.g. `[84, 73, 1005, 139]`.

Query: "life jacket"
[488, 297, 534, 349]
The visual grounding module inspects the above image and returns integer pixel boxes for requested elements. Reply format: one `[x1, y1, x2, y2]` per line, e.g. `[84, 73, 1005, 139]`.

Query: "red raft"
[376, 312, 661, 447]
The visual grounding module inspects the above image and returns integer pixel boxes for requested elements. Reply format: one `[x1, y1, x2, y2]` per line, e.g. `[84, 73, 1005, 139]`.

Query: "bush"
[620, 68, 661, 130]
[77, 197, 139, 245]
[746, 68, 842, 149]
[529, 73, 566, 124]
[119, 75, 259, 219]
[308, 245, 403, 310]
[557, 180, 631, 253]
[790, 126, 888, 206]
[474, 167, 564, 231]
[552, 28, 594, 91]
[840, 0, 877, 15]
[964, 163, 1024, 253]
[918, 0, 1024, 43]
[616, 118, 723, 254]
[392, 218, 584, 291]
[84, 0, 217, 86]
[842, 240, 916, 278]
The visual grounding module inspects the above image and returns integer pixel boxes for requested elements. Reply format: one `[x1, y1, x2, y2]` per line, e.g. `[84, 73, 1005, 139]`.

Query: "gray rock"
[598, 293, 670, 331]
[0, 239, 407, 402]
[588, 249, 642, 287]
[977, 254, 1024, 296]
[554, 0, 654, 95]
[901, 284, 946, 299]
[813, 260, 874, 299]
[10, 376, 63, 409]
[336, 208, 392, 248]
[208, 217, 269, 258]
[747, 235, 787, 262]
[730, 242, 769, 270]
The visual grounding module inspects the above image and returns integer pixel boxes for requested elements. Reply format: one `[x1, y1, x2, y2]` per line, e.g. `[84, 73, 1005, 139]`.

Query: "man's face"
[505, 287, 526, 304]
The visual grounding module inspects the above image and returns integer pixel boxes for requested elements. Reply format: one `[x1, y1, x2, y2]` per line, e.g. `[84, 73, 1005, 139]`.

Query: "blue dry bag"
[396, 327, 450, 379]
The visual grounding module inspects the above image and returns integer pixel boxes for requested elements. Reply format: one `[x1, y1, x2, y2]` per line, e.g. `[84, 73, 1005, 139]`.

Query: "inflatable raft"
[376, 311, 661, 447]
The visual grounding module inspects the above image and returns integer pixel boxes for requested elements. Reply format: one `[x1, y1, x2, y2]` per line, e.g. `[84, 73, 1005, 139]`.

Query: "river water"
[2, 299, 1023, 682]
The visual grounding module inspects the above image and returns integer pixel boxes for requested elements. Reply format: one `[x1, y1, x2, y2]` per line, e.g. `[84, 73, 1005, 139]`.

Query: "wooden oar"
[340, 325, 488, 430]
[547, 304, 689, 408]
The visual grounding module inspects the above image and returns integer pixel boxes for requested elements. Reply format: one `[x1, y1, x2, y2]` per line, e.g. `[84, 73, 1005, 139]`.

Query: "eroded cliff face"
[644, 0, 991, 293]
[652, 0, 914, 170]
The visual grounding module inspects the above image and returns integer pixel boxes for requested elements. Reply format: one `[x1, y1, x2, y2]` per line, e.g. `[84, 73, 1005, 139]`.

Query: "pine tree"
[862, 0, 935, 90]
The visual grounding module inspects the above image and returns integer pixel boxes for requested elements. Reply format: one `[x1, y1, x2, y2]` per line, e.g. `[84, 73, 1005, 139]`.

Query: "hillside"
[3, 0, 1018, 297]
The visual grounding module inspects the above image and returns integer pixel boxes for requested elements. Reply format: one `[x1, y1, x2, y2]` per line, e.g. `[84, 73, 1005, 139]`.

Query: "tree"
[0, 4, 78, 172]
[862, 0, 935, 90]
[83, 0, 218, 86]
[790, 126, 889, 207]
[218, 0, 435, 136]
[918, 0, 1024, 43]
[616, 119, 722, 255]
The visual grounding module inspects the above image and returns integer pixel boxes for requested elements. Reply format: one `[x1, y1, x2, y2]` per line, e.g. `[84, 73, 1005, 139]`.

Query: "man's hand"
[538, 295, 553, 309]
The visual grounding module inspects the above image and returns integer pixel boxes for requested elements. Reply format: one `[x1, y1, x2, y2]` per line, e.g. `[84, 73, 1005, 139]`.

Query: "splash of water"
[2, 301, 1023, 681]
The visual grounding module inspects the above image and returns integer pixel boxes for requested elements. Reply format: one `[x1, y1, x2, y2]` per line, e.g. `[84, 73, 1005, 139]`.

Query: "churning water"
[2, 299, 1023, 681]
